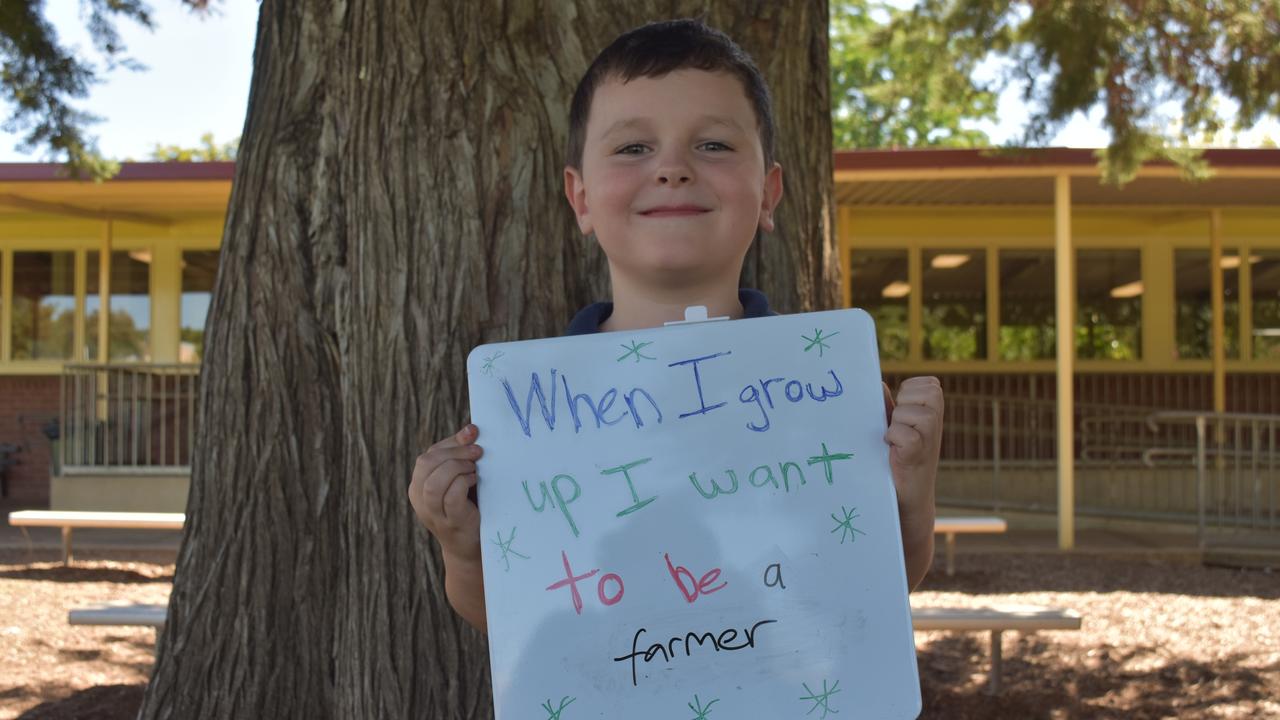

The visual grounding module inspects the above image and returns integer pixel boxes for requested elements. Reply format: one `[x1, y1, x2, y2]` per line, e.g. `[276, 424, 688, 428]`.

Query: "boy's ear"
[758, 161, 784, 233]
[563, 166, 593, 236]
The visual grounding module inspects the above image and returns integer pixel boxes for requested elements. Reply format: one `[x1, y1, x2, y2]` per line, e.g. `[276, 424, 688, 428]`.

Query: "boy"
[408, 19, 942, 633]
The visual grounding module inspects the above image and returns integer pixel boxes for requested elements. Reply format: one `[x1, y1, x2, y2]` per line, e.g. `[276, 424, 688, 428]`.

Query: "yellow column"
[986, 247, 1000, 360]
[97, 221, 112, 363]
[1054, 175, 1075, 550]
[840, 206, 853, 309]
[1240, 242, 1253, 362]
[0, 248, 11, 361]
[151, 243, 180, 363]
[908, 245, 923, 362]
[1210, 209, 1225, 413]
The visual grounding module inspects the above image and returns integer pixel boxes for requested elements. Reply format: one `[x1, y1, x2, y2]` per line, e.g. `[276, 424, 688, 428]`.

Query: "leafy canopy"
[0, 0, 209, 179]
[835, 0, 1280, 182]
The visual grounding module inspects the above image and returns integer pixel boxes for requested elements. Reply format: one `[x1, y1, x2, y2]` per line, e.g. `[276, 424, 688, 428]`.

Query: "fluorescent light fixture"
[1109, 281, 1144, 298]
[128, 250, 152, 264]
[881, 281, 911, 298]
[930, 253, 971, 269]
[1220, 255, 1262, 269]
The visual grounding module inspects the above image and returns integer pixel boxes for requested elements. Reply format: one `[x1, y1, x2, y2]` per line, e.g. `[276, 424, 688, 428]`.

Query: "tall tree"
[136, 2, 834, 718]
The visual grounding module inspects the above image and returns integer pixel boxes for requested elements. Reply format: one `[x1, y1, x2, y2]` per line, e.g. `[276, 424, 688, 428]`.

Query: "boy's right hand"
[408, 424, 483, 564]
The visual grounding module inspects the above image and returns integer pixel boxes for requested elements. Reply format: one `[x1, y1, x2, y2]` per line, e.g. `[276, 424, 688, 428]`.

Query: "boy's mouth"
[639, 204, 711, 218]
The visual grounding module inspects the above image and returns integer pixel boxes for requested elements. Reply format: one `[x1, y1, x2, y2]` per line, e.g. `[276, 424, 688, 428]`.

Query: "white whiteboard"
[468, 308, 920, 719]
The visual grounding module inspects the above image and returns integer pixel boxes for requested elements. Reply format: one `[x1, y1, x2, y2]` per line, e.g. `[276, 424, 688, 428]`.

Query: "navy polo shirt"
[564, 288, 776, 336]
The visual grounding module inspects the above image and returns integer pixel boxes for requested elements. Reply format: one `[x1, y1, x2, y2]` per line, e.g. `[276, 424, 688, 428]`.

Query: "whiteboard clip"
[664, 305, 730, 326]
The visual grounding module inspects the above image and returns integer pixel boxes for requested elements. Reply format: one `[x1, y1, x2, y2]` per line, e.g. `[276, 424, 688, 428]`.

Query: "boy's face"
[565, 69, 783, 292]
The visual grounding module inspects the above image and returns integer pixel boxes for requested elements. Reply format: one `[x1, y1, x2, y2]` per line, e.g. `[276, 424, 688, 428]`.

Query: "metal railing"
[1147, 411, 1279, 548]
[59, 363, 200, 474]
[937, 396, 1280, 544]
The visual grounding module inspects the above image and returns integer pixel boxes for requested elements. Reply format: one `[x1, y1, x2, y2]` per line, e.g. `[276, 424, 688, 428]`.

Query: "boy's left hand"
[883, 376, 943, 521]
[883, 377, 942, 588]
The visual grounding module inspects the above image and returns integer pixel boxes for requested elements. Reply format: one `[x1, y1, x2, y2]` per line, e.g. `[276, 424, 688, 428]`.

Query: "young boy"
[409, 19, 942, 633]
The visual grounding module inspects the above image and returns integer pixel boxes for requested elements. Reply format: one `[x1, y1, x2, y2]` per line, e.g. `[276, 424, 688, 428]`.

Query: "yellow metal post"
[1054, 175, 1075, 550]
[95, 222, 112, 429]
[1209, 209, 1226, 414]
[97, 221, 112, 364]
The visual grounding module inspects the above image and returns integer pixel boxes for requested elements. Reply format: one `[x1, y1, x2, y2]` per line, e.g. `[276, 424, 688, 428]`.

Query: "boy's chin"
[611, 260, 739, 291]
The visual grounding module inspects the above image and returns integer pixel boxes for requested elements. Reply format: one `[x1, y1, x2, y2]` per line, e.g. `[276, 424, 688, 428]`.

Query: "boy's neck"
[600, 276, 744, 332]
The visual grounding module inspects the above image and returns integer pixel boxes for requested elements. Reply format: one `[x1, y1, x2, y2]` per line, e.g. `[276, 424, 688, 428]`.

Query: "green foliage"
[0, 0, 210, 179]
[149, 132, 238, 161]
[902, 0, 1280, 183]
[830, 1, 996, 148]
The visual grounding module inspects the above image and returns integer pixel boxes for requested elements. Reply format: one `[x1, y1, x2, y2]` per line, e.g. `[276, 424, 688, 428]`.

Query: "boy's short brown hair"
[566, 19, 776, 171]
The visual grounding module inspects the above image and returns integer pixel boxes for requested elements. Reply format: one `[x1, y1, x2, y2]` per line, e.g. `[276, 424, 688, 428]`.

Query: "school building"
[1, 149, 1277, 548]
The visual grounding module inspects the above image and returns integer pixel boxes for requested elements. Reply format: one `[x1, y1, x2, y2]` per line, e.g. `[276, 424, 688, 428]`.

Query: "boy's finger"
[425, 424, 478, 454]
[895, 380, 943, 413]
[426, 458, 477, 520]
[416, 443, 483, 483]
[442, 472, 479, 528]
[884, 423, 923, 458]
[890, 404, 938, 435]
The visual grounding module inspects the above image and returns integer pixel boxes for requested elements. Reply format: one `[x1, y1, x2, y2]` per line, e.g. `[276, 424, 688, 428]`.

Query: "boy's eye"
[698, 141, 732, 152]
[615, 143, 650, 155]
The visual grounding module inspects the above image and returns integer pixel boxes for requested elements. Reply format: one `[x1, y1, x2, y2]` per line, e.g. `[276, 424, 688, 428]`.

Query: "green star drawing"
[830, 506, 867, 545]
[481, 351, 504, 376]
[688, 694, 720, 719]
[799, 679, 842, 718]
[617, 340, 656, 363]
[801, 328, 839, 357]
[492, 527, 530, 572]
[542, 696, 576, 719]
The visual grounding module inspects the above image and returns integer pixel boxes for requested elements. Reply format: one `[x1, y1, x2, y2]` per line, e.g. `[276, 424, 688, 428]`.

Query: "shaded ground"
[1, 548, 1276, 719]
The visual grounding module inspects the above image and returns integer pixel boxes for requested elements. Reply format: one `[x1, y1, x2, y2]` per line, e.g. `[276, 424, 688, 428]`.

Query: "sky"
[0, 1, 1275, 162]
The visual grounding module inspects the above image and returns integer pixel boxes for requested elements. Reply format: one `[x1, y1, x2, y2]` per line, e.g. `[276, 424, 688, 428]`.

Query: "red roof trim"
[0, 161, 235, 182]
[834, 147, 1280, 171]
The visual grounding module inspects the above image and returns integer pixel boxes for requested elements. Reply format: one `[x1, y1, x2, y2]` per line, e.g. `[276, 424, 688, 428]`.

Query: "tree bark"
[139, 1, 832, 718]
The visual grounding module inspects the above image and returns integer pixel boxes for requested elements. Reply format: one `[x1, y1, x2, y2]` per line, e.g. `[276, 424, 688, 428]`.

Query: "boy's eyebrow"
[597, 115, 748, 140]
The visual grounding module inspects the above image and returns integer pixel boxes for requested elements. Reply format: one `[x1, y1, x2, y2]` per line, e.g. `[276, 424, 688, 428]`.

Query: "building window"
[1174, 249, 1241, 360]
[998, 249, 1055, 360]
[1254, 251, 1280, 361]
[923, 249, 986, 360]
[11, 251, 76, 360]
[850, 249, 909, 360]
[85, 250, 151, 362]
[1076, 249, 1142, 360]
[181, 250, 219, 363]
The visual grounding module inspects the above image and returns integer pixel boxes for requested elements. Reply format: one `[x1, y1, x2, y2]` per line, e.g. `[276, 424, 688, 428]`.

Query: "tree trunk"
[139, 1, 832, 718]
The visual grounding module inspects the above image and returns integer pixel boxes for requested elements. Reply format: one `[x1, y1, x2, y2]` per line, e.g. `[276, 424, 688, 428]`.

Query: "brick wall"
[0, 375, 59, 506]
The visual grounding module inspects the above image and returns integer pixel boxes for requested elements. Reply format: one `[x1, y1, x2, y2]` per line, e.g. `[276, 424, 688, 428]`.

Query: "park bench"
[911, 604, 1082, 694]
[934, 516, 1008, 576]
[67, 601, 1080, 695]
[7, 510, 185, 565]
[69, 602, 168, 629]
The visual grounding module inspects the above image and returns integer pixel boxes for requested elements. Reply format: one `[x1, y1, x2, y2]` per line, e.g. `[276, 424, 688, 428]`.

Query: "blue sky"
[0, 2, 1274, 162]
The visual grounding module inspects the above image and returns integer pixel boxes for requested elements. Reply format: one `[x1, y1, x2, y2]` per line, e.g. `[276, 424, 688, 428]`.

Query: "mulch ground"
[1, 548, 1276, 719]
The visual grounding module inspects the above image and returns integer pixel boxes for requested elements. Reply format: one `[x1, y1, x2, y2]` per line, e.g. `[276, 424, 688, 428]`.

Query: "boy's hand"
[409, 424, 483, 562]
[408, 424, 489, 631]
[883, 377, 943, 589]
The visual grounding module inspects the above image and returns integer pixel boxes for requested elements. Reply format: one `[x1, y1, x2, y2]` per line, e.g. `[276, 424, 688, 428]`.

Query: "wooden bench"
[912, 605, 1082, 693]
[934, 516, 1008, 576]
[7, 510, 185, 565]
[69, 602, 168, 629]
[67, 601, 1079, 695]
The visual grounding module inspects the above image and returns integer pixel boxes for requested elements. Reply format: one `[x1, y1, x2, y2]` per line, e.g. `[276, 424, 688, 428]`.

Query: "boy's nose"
[656, 171, 692, 185]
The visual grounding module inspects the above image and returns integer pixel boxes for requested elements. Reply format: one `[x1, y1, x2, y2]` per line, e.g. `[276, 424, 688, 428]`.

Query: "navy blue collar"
[565, 288, 775, 336]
